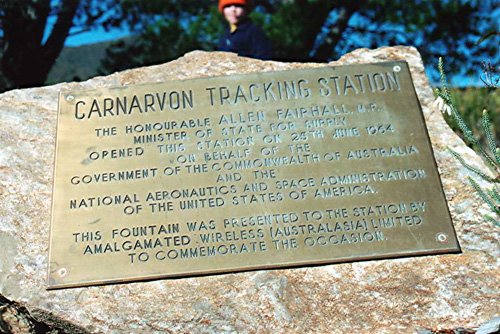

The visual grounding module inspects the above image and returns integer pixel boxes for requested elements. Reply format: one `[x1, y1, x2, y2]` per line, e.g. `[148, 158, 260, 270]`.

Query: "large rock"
[0, 47, 498, 333]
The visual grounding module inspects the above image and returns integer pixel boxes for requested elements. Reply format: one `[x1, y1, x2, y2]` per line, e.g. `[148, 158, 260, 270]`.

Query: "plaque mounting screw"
[66, 95, 74, 101]
[393, 65, 401, 72]
[58, 268, 68, 277]
[436, 233, 448, 243]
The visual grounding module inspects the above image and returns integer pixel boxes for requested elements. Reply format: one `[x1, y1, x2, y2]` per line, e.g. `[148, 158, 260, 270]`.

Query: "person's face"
[223, 5, 247, 25]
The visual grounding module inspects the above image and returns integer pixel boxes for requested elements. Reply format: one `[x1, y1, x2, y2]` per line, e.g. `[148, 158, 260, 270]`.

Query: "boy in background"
[217, 0, 273, 60]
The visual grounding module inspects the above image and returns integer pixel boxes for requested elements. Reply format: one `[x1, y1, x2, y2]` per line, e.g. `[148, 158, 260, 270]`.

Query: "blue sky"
[63, 26, 130, 47]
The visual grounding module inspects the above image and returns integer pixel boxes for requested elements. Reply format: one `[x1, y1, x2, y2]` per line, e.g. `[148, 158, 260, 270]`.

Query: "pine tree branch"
[468, 177, 500, 215]
[481, 109, 500, 159]
[484, 215, 500, 228]
[448, 148, 497, 183]
[487, 187, 500, 205]
[437, 91, 498, 171]
[437, 58, 498, 171]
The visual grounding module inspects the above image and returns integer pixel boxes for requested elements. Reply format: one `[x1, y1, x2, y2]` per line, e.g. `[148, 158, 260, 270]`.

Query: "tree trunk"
[1, 0, 79, 90]
[295, 0, 335, 61]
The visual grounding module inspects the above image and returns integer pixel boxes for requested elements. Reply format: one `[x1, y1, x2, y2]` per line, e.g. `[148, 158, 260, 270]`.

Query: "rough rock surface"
[0, 47, 498, 333]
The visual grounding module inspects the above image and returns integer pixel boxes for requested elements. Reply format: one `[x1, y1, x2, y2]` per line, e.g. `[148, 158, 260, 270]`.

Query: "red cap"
[218, 0, 252, 13]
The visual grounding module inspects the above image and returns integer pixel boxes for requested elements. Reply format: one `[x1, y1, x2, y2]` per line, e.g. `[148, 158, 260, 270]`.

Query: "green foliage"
[263, 1, 336, 61]
[98, 0, 498, 78]
[99, 2, 223, 73]
[435, 58, 500, 227]
[444, 87, 499, 151]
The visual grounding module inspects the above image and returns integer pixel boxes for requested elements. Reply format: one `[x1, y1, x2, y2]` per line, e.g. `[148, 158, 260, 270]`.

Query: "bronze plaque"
[48, 61, 460, 289]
